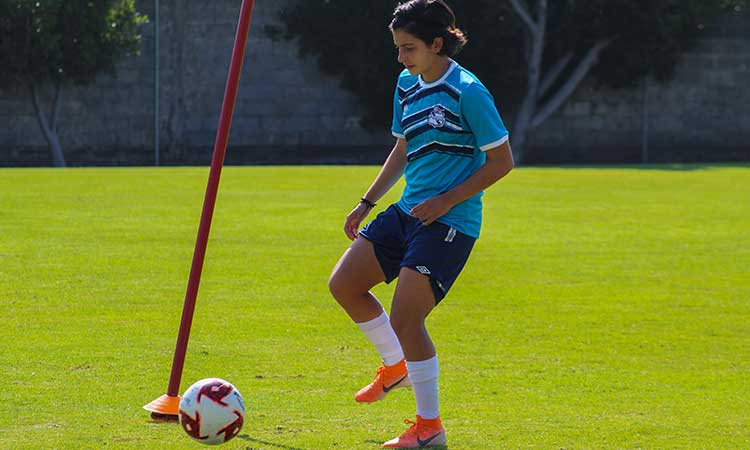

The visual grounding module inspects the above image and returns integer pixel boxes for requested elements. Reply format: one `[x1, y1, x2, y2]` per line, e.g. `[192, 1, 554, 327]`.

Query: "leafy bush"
[267, 0, 741, 134]
[265, 0, 524, 129]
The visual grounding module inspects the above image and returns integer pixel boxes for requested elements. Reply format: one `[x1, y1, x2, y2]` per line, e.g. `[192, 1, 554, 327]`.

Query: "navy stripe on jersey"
[398, 82, 420, 101]
[407, 142, 475, 162]
[402, 84, 461, 107]
[405, 123, 471, 141]
[402, 105, 461, 130]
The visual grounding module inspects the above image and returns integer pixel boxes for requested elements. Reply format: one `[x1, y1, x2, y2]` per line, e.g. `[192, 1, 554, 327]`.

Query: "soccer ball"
[178, 378, 246, 445]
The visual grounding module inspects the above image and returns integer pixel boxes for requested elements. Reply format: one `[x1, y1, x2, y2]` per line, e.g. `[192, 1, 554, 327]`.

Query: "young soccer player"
[328, 0, 514, 447]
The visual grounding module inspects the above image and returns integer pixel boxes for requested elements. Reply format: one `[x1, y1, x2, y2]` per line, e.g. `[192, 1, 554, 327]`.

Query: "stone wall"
[0, 2, 748, 166]
[0, 0, 392, 166]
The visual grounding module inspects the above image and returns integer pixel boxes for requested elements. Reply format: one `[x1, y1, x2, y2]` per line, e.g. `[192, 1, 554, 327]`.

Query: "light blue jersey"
[391, 60, 509, 238]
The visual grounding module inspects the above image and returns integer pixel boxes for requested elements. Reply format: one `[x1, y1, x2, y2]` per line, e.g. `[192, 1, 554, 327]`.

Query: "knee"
[328, 271, 345, 301]
[390, 315, 422, 339]
[328, 270, 358, 305]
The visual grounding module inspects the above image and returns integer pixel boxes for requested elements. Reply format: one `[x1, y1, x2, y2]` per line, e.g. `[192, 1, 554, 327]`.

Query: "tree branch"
[29, 82, 52, 139]
[525, 0, 546, 97]
[30, 81, 66, 167]
[537, 52, 573, 100]
[508, 0, 538, 34]
[536, 0, 547, 34]
[531, 39, 611, 129]
[51, 77, 62, 131]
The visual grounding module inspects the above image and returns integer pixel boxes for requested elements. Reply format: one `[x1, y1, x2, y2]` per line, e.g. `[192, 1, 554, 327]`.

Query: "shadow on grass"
[365, 439, 449, 449]
[146, 417, 178, 424]
[237, 435, 309, 450]
[238, 435, 449, 450]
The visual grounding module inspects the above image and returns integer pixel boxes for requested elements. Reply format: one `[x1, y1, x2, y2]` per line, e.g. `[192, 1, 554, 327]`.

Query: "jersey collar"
[418, 59, 457, 88]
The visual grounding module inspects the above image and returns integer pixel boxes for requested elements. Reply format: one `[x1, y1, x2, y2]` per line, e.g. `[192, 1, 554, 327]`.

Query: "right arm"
[344, 138, 407, 240]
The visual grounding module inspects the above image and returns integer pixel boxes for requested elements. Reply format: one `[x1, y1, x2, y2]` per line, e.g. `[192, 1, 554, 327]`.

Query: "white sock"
[355, 311, 404, 366]
[406, 356, 440, 419]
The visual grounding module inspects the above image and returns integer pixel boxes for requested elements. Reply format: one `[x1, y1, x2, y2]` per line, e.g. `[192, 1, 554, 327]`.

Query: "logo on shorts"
[416, 266, 431, 275]
[427, 106, 446, 128]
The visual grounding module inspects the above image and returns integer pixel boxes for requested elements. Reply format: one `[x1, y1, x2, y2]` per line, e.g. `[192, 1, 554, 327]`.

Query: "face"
[392, 29, 443, 77]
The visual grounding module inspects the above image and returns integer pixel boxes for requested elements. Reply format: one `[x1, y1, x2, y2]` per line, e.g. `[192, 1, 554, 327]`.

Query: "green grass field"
[1, 165, 748, 449]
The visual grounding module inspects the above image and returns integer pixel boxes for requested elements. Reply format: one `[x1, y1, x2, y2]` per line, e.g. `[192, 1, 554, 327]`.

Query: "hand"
[410, 195, 453, 226]
[343, 202, 372, 241]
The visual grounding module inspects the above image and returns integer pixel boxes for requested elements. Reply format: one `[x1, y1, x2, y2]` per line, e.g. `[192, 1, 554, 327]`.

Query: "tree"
[268, 0, 741, 162]
[506, 0, 745, 159]
[0, 0, 147, 167]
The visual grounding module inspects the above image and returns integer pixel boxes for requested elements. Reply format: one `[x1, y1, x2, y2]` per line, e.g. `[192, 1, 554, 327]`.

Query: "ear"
[431, 37, 444, 54]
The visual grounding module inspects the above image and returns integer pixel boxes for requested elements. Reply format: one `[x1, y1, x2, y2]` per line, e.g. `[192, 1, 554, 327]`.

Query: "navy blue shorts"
[359, 204, 476, 304]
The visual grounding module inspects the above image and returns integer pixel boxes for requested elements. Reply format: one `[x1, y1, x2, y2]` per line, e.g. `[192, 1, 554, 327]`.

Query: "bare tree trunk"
[512, 89, 534, 161]
[508, 0, 546, 162]
[508, 0, 611, 163]
[30, 79, 66, 167]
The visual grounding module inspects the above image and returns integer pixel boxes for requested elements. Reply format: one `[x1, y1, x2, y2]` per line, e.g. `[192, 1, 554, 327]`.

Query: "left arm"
[410, 141, 514, 226]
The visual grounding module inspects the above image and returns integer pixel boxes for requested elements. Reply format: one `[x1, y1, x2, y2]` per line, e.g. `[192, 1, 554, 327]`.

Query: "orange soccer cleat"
[354, 359, 411, 403]
[382, 416, 446, 448]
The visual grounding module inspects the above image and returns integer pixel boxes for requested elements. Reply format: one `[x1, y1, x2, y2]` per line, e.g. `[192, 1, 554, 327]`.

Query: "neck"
[421, 57, 451, 83]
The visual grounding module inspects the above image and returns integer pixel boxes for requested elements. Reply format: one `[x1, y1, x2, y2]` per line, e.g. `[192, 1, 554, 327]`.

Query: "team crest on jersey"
[427, 106, 446, 128]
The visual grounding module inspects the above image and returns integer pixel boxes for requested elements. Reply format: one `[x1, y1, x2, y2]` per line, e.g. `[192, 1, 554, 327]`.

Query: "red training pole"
[144, 0, 256, 420]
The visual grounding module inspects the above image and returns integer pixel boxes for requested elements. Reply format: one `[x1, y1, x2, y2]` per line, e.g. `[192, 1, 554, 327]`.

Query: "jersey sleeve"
[460, 82, 509, 151]
[391, 83, 405, 139]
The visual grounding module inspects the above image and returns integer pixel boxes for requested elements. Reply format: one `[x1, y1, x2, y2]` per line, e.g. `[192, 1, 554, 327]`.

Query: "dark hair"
[389, 0, 468, 57]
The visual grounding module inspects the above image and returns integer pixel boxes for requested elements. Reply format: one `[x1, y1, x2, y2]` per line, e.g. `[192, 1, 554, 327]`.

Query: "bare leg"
[329, 237, 387, 323]
[389, 267, 437, 361]
[389, 267, 442, 422]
